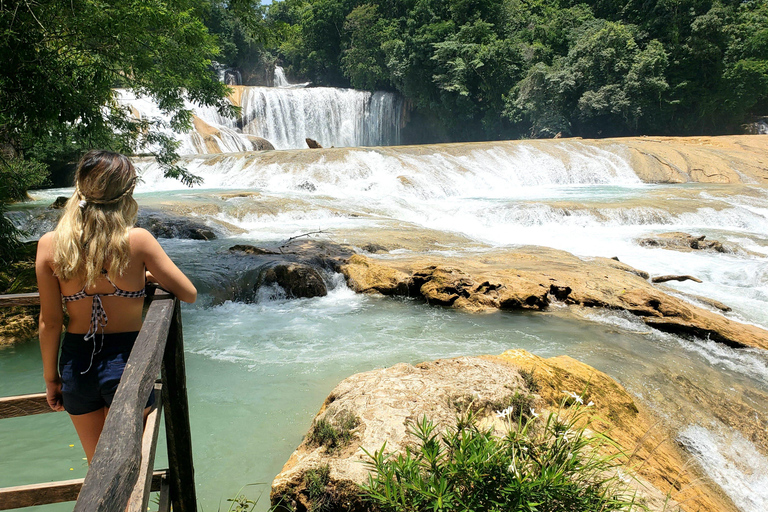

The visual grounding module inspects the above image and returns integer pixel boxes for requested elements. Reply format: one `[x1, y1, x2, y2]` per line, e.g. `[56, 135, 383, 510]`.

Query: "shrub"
[307, 410, 360, 453]
[363, 404, 641, 512]
[303, 465, 331, 512]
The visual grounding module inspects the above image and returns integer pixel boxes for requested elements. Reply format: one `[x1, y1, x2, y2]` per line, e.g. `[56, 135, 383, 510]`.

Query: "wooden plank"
[161, 300, 198, 512]
[0, 293, 40, 307]
[127, 382, 163, 512]
[0, 393, 52, 419]
[73, 289, 175, 512]
[0, 471, 167, 510]
[157, 476, 170, 512]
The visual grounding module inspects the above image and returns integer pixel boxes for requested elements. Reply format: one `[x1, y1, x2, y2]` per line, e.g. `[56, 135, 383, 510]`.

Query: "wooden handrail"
[0, 470, 168, 511]
[0, 287, 196, 512]
[0, 393, 51, 419]
[73, 288, 175, 511]
[0, 293, 40, 307]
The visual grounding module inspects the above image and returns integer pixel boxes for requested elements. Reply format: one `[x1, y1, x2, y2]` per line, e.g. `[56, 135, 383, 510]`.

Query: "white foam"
[679, 426, 768, 512]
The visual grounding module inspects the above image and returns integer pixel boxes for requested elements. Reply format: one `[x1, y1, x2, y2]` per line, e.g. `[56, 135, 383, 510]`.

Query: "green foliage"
[268, 0, 768, 139]
[0, 0, 235, 184]
[0, 158, 48, 265]
[519, 367, 539, 392]
[307, 410, 360, 453]
[0, 159, 48, 203]
[363, 406, 640, 512]
[303, 464, 332, 512]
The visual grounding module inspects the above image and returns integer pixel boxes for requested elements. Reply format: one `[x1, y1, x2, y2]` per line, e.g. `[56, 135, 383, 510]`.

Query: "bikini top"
[62, 271, 146, 373]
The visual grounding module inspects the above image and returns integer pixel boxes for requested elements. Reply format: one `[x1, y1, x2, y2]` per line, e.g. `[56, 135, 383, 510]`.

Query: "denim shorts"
[59, 331, 156, 415]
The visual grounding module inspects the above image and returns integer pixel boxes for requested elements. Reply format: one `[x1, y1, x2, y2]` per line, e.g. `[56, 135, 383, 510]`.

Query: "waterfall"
[212, 62, 242, 85]
[118, 82, 404, 153]
[273, 65, 311, 88]
[229, 87, 402, 150]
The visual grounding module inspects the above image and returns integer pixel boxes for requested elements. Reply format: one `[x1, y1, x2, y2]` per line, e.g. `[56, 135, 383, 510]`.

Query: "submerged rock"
[638, 232, 739, 254]
[260, 263, 327, 299]
[271, 351, 737, 512]
[137, 211, 217, 240]
[49, 196, 69, 209]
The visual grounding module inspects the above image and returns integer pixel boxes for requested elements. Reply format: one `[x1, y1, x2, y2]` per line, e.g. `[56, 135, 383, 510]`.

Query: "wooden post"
[161, 299, 197, 512]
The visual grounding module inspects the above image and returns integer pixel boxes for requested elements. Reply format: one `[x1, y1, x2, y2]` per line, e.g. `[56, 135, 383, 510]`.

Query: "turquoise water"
[4, 141, 768, 510]
[3, 280, 768, 510]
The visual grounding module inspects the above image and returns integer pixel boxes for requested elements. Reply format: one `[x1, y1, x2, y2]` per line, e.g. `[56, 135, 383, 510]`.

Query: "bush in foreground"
[363, 402, 641, 512]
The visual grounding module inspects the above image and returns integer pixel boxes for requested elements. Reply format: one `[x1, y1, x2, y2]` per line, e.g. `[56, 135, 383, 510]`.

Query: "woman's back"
[50, 230, 148, 335]
[36, 150, 196, 464]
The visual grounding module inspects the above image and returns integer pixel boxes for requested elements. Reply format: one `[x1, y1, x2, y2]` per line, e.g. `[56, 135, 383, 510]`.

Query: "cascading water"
[5, 137, 768, 511]
[273, 65, 310, 88]
[117, 73, 404, 152]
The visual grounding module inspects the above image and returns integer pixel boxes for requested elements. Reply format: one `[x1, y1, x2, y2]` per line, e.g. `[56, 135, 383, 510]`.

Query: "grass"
[362, 400, 642, 512]
[303, 465, 331, 512]
[307, 410, 360, 454]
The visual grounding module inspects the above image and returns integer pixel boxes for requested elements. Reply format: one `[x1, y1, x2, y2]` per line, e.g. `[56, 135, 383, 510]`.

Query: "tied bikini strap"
[62, 275, 146, 373]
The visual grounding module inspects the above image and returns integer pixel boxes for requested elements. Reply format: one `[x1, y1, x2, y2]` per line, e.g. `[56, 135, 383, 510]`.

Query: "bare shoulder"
[129, 227, 158, 249]
[36, 232, 55, 261]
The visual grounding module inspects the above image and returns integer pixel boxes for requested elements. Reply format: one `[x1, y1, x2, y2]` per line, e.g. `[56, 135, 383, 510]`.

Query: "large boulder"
[246, 136, 275, 151]
[260, 263, 327, 299]
[271, 352, 737, 512]
[137, 211, 217, 240]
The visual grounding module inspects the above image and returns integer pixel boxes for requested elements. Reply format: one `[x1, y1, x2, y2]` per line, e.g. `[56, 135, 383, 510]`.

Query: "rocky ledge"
[340, 247, 768, 350]
[271, 351, 737, 512]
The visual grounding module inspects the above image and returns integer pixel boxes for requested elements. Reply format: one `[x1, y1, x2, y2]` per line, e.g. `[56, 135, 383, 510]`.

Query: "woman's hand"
[45, 378, 64, 412]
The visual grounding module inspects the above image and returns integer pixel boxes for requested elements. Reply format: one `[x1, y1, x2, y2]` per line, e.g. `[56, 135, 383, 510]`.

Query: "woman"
[36, 150, 197, 462]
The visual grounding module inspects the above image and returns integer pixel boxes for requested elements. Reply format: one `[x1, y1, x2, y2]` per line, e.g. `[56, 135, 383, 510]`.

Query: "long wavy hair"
[53, 150, 138, 287]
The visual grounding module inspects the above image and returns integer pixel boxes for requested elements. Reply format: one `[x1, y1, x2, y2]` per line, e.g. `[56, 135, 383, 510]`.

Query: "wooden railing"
[0, 288, 197, 511]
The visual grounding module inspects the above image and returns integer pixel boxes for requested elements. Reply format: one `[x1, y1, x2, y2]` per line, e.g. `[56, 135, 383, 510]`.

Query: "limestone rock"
[229, 244, 279, 256]
[271, 352, 736, 512]
[337, 249, 768, 350]
[137, 212, 217, 240]
[0, 308, 38, 346]
[246, 136, 275, 151]
[638, 232, 738, 254]
[341, 254, 411, 296]
[260, 263, 327, 299]
[305, 138, 323, 149]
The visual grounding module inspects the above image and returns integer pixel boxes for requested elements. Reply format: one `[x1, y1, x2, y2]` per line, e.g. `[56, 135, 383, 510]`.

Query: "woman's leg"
[69, 407, 108, 463]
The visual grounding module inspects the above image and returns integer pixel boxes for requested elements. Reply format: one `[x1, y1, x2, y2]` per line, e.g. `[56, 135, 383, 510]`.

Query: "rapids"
[3, 137, 768, 511]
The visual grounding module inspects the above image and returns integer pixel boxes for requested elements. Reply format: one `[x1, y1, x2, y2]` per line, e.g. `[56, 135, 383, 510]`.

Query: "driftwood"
[652, 275, 703, 283]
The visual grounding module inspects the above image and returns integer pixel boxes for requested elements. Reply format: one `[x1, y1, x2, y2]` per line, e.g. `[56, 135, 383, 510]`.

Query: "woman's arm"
[132, 228, 197, 303]
[36, 233, 65, 411]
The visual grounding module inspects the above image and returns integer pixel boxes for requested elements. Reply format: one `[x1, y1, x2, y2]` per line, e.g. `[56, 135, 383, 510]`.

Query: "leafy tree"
[342, 4, 395, 90]
[0, 0, 236, 185]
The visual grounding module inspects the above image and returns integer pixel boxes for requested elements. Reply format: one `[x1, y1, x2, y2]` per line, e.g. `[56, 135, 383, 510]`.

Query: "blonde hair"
[53, 150, 138, 288]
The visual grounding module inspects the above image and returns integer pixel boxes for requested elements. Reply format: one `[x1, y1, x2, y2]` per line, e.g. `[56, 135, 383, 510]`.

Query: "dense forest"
[1, 0, 767, 261]
[242, 0, 768, 141]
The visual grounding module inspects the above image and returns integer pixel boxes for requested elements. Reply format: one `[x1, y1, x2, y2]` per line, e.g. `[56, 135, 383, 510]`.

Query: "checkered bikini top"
[62, 271, 146, 373]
